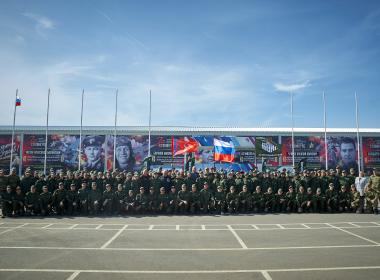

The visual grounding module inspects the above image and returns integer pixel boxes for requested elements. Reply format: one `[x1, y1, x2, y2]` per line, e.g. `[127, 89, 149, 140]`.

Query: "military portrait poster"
[325, 136, 358, 171]
[362, 137, 380, 170]
[106, 135, 149, 172]
[22, 134, 80, 172]
[281, 136, 325, 169]
[80, 135, 106, 171]
[0, 134, 21, 172]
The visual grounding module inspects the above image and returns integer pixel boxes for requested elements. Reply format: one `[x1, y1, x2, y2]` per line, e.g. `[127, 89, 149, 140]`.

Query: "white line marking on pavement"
[302, 224, 311, 229]
[100, 225, 128, 249]
[277, 224, 285, 229]
[262, 271, 273, 280]
[325, 223, 380, 245]
[66, 271, 80, 280]
[227, 225, 248, 249]
[372, 222, 380, 226]
[348, 222, 360, 228]
[41, 224, 53, 229]
[0, 244, 378, 251]
[149, 225, 154, 230]
[176, 225, 180, 230]
[95, 225, 103, 229]
[1, 266, 380, 274]
[68, 224, 78, 229]
[0, 223, 28, 236]
[201, 225, 206, 230]
[251, 225, 259, 229]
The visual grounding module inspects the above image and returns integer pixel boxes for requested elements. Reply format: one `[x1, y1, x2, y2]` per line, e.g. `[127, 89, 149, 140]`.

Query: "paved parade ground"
[0, 214, 379, 280]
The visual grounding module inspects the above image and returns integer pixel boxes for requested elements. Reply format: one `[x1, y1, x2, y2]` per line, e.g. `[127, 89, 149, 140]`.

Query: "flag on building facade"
[171, 136, 199, 156]
[214, 138, 235, 162]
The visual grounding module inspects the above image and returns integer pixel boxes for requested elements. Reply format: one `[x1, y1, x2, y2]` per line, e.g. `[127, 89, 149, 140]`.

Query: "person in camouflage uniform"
[275, 188, 287, 213]
[338, 186, 351, 212]
[114, 184, 126, 215]
[168, 186, 179, 214]
[325, 183, 338, 212]
[200, 182, 213, 214]
[7, 168, 20, 192]
[264, 187, 276, 213]
[40, 185, 53, 216]
[190, 184, 201, 214]
[1, 186, 13, 217]
[238, 185, 251, 213]
[213, 186, 226, 215]
[102, 184, 115, 215]
[124, 189, 136, 214]
[252, 186, 265, 213]
[78, 182, 89, 215]
[157, 187, 170, 214]
[12, 186, 25, 216]
[25, 185, 40, 215]
[88, 182, 102, 215]
[313, 188, 325, 213]
[135, 187, 149, 214]
[66, 184, 79, 215]
[226, 186, 239, 214]
[178, 184, 191, 214]
[147, 187, 159, 213]
[52, 182, 66, 215]
[367, 168, 380, 212]
[365, 185, 379, 214]
[350, 184, 361, 213]
[296, 186, 309, 213]
[286, 186, 297, 212]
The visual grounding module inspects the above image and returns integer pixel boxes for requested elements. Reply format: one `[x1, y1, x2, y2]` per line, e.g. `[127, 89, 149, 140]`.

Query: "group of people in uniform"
[0, 165, 379, 217]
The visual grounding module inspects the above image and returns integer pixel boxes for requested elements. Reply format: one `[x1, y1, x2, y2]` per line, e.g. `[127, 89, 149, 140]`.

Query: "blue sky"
[0, 0, 379, 128]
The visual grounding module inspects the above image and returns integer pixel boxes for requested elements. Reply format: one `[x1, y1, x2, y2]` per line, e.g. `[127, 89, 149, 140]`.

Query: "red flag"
[171, 136, 199, 157]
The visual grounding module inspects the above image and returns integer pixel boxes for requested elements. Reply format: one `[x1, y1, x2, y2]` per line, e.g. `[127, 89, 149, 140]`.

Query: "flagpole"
[43, 88, 51, 175]
[323, 91, 328, 170]
[355, 92, 361, 174]
[113, 89, 118, 172]
[290, 91, 295, 169]
[148, 90, 152, 158]
[78, 89, 84, 172]
[9, 89, 18, 172]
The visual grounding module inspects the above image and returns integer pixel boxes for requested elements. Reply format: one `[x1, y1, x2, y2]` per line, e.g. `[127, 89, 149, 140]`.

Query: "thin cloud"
[97, 10, 113, 24]
[23, 13, 55, 36]
[273, 80, 310, 92]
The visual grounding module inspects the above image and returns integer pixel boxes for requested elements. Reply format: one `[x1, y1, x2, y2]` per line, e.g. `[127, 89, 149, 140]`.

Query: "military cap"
[83, 136, 103, 148]
[116, 137, 131, 147]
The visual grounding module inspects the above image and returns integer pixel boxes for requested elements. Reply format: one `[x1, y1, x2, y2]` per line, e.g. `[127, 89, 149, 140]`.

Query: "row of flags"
[171, 136, 235, 163]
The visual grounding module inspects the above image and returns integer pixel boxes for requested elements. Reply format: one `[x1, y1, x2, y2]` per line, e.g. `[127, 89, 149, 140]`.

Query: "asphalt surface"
[0, 214, 379, 280]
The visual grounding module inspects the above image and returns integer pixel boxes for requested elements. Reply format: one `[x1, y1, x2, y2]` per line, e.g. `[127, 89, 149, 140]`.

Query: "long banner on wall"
[6, 133, 376, 173]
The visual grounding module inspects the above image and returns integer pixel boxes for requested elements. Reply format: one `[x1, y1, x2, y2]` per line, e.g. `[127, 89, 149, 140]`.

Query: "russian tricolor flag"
[15, 96, 21, 106]
[214, 138, 235, 162]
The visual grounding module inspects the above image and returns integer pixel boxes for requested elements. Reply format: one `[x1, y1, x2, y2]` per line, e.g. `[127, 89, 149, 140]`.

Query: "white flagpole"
[113, 89, 118, 172]
[355, 92, 361, 174]
[291, 91, 295, 169]
[323, 91, 328, 170]
[148, 90, 152, 158]
[78, 89, 84, 172]
[43, 88, 51, 175]
[9, 89, 18, 172]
